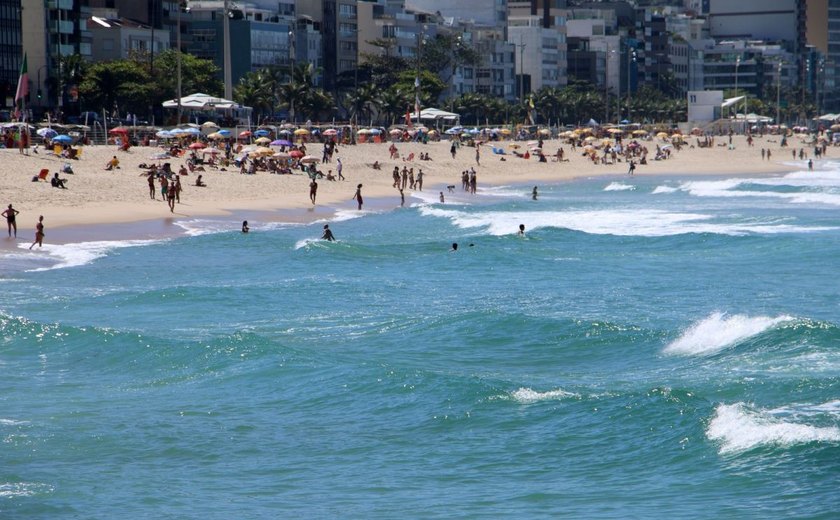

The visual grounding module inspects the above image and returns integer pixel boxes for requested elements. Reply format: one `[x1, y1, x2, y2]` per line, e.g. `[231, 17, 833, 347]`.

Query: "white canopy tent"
[410, 108, 460, 123]
[162, 92, 240, 110]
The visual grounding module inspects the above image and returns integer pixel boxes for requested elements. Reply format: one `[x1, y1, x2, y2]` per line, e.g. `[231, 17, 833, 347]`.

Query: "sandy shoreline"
[0, 133, 814, 246]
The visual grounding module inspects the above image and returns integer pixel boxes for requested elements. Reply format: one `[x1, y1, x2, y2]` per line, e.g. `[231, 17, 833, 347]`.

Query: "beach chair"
[53, 144, 62, 156]
[36, 168, 49, 181]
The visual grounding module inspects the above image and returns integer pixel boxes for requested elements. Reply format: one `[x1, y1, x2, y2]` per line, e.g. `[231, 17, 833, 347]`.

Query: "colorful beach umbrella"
[270, 139, 292, 146]
[52, 135, 73, 143]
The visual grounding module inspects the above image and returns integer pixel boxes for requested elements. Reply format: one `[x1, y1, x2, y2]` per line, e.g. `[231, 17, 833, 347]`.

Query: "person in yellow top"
[105, 155, 120, 170]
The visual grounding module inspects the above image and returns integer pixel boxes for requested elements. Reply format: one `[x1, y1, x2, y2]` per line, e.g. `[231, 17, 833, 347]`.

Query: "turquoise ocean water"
[1, 164, 839, 518]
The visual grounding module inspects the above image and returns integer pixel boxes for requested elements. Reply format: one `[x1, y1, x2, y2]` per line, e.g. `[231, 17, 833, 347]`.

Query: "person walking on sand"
[628, 160, 636, 175]
[167, 182, 177, 212]
[3, 204, 19, 237]
[321, 224, 335, 241]
[147, 172, 156, 200]
[399, 188, 405, 207]
[767, 149, 772, 161]
[337, 158, 345, 181]
[450, 141, 457, 159]
[29, 215, 44, 249]
[416, 169, 424, 191]
[309, 179, 318, 204]
[475, 144, 480, 166]
[352, 184, 364, 210]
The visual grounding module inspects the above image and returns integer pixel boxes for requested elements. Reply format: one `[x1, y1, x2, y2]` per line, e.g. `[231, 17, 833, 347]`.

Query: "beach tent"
[411, 108, 460, 124]
[162, 93, 240, 110]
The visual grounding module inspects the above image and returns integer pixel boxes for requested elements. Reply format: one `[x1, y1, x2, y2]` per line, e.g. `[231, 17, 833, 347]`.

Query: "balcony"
[51, 20, 74, 34]
[47, 0, 73, 10]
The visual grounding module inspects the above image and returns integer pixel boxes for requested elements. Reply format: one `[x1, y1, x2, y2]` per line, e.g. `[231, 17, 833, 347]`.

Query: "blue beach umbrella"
[254, 129, 270, 137]
[217, 129, 231, 137]
[271, 139, 293, 146]
[37, 128, 58, 138]
[52, 135, 73, 144]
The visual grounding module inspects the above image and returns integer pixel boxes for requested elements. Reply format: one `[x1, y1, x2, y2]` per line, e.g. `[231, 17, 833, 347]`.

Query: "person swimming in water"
[242, 220, 249, 233]
[518, 224, 525, 235]
[321, 224, 335, 241]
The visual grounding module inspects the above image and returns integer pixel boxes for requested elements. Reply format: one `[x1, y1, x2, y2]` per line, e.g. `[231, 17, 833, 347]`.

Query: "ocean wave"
[707, 403, 840, 454]
[418, 207, 833, 237]
[510, 387, 578, 403]
[652, 185, 678, 194]
[604, 182, 636, 191]
[663, 312, 794, 356]
[19, 238, 164, 272]
[676, 171, 840, 206]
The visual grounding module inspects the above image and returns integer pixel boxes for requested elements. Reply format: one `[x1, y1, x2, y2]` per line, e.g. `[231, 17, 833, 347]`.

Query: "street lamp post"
[626, 46, 636, 122]
[733, 55, 740, 122]
[776, 61, 782, 126]
[223, 0, 232, 100]
[415, 25, 427, 122]
[517, 35, 526, 104]
[176, 3, 183, 125]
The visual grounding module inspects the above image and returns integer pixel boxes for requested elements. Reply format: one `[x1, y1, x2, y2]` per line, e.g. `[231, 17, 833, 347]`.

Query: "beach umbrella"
[277, 129, 292, 135]
[428, 129, 438, 135]
[254, 137, 271, 145]
[538, 129, 551, 135]
[52, 135, 73, 144]
[671, 134, 684, 141]
[356, 129, 370, 135]
[37, 128, 58, 138]
[206, 132, 223, 140]
[254, 146, 273, 156]
[389, 129, 402, 136]
[217, 129, 231, 137]
[656, 132, 669, 139]
[109, 127, 129, 134]
[273, 151, 290, 159]
[509, 143, 521, 149]
[632, 129, 648, 136]
[239, 130, 252, 138]
[189, 142, 207, 149]
[289, 150, 304, 158]
[294, 128, 310, 136]
[180, 127, 201, 136]
[271, 139, 292, 146]
[369, 128, 382, 135]
[444, 127, 461, 135]
[323, 129, 337, 136]
[200, 122, 219, 134]
[254, 129, 271, 137]
[607, 128, 624, 134]
[155, 130, 173, 139]
[300, 155, 319, 163]
[201, 148, 220, 155]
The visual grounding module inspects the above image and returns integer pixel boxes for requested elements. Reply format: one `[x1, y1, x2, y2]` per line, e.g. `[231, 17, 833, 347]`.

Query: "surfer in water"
[321, 224, 335, 241]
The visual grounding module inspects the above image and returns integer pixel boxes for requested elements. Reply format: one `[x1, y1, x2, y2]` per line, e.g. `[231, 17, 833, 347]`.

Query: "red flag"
[405, 106, 412, 128]
[14, 53, 28, 120]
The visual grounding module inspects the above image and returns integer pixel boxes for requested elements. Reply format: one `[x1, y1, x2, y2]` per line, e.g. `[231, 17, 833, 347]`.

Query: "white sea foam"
[479, 185, 530, 198]
[294, 238, 329, 250]
[664, 312, 794, 356]
[707, 403, 840, 454]
[652, 185, 678, 194]
[418, 207, 832, 237]
[0, 418, 29, 426]
[604, 182, 636, 191]
[511, 387, 577, 403]
[676, 169, 840, 206]
[20, 239, 163, 272]
[0, 482, 53, 498]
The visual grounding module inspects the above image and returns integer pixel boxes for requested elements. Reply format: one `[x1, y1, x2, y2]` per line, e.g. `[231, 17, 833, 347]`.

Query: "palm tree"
[379, 88, 411, 126]
[345, 83, 381, 125]
[234, 70, 274, 122]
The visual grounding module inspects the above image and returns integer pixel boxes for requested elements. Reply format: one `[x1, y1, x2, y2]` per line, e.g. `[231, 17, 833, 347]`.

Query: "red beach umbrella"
[289, 150, 304, 158]
[189, 142, 206, 149]
[239, 131, 252, 138]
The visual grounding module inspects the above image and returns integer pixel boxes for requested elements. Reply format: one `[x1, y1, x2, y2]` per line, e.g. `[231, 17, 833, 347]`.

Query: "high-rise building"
[0, 0, 22, 114]
[22, 0, 93, 115]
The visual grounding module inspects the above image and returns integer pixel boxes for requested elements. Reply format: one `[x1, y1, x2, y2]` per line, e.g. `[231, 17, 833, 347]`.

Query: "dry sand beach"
[0, 133, 813, 242]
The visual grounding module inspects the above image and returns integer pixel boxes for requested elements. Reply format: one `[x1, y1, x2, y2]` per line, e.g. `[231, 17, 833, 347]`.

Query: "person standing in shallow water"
[352, 184, 363, 210]
[532, 186, 538, 200]
[241, 220, 249, 233]
[29, 215, 44, 249]
[321, 224, 335, 241]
